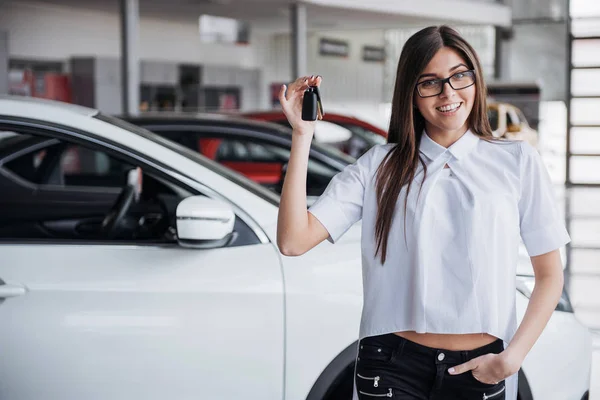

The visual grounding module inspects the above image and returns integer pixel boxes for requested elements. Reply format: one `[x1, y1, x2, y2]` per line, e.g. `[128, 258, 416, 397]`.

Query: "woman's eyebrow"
[418, 63, 470, 80]
[449, 63, 469, 71]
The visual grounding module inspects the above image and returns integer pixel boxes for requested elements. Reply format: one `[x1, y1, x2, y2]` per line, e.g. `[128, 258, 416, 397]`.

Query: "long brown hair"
[374, 25, 493, 264]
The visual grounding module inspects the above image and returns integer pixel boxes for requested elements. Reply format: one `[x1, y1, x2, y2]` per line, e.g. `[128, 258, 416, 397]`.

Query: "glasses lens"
[450, 71, 475, 89]
[418, 80, 443, 97]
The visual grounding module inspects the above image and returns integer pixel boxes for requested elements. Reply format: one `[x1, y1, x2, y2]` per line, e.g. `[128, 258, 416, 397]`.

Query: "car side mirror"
[176, 196, 236, 249]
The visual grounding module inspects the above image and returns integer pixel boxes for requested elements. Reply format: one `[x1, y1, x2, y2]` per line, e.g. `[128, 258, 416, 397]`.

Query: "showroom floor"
[562, 187, 600, 399]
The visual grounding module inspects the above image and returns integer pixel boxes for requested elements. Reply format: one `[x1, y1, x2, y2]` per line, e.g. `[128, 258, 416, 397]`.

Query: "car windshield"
[94, 113, 281, 206]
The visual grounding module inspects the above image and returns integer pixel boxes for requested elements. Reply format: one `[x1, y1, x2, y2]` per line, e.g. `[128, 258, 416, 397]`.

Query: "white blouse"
[308, 130, 570, 400]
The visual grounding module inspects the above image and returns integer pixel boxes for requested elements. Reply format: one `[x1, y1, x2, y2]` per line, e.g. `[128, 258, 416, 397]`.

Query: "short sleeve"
[518, 142, 570, 256]
[308, 146, 376, 243]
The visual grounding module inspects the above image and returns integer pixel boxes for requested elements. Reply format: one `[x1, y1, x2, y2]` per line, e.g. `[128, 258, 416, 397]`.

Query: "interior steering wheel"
[101, 185, 136, 239]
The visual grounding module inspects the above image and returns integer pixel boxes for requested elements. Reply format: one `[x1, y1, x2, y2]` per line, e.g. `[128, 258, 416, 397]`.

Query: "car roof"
[124, 112, 294, 137]
[242, 109, 390, 137]
[0, 95, 98, 119]
[243, 109, 366, 122]
[124, 112, 357, 165]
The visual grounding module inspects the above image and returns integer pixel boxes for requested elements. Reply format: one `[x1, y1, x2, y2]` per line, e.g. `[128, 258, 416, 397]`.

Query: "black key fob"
[302, 85, 324, 121]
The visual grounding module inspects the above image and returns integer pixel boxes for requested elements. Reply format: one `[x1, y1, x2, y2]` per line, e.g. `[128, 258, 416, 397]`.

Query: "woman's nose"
[440, 81, 456, 98]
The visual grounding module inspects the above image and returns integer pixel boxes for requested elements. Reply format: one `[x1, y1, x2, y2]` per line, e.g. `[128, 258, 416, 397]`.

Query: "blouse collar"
[419, 129, 480, 161]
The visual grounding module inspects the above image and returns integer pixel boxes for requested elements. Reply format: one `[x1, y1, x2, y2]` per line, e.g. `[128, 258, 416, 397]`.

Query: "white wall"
[0, 1, 387, 114]
[498, 0, 569, 101]
[0, 1, 259, 67]
[257, 30, 386, 118]
[506, 23, 567, 101]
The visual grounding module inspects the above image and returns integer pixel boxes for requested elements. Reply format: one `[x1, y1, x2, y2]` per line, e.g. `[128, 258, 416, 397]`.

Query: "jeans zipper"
[483, 385, 505, 400]
[358, 388, 393, 397]
[356, 373, 380, 387]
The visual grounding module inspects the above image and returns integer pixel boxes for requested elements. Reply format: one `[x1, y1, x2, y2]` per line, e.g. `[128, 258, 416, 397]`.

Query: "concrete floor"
[563, 187, 600, 399]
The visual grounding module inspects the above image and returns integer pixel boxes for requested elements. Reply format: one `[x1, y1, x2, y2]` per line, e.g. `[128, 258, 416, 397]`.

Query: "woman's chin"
[428, 121, 469, 134]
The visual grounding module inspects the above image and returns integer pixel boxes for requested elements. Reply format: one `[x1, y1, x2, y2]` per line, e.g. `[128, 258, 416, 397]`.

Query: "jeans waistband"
[361, 333, 505, 365]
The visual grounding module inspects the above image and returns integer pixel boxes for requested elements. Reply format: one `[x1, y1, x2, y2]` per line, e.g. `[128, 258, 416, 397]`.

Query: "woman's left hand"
[448, 352, 521, 385]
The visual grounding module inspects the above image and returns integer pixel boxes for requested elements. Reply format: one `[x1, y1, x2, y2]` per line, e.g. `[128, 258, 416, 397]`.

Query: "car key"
[302, 85, 324, 121]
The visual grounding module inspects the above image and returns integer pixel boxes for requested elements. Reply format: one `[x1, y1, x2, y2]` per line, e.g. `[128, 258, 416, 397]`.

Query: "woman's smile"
[436, 101, 463, 115]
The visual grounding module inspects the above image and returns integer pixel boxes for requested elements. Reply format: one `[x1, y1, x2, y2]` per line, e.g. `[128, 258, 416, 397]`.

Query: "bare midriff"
[393, 331, 499, 351]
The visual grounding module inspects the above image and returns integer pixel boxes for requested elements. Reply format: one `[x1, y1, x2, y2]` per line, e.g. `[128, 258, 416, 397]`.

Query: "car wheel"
[322, 363, 353, 400]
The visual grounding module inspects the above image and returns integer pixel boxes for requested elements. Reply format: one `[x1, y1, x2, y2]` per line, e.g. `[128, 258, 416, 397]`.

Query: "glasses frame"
[416, 69, 476, 98]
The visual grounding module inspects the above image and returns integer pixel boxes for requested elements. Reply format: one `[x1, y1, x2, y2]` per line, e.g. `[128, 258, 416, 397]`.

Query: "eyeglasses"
[416, 70, 476, 98]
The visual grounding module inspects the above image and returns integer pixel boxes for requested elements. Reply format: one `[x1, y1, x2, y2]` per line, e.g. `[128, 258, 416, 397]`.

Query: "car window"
[58, 144, 134, 187]
[216, 139, 283, 162]
[97, 114, 281, 207]
[4, 139, 133, 188]
[192, 134, 339, 196]
[506, 109, 517, 126]
[0, 129, 260, 247]
[487, 108, 499, 131]
[4, 146, 48, 183]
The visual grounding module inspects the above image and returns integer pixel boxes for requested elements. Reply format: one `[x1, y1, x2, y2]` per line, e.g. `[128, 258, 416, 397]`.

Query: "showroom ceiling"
[7, 0, 511, 31]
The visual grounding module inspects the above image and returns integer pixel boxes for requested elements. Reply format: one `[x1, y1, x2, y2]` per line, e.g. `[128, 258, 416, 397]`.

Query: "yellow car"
[487, 102, 539, 147]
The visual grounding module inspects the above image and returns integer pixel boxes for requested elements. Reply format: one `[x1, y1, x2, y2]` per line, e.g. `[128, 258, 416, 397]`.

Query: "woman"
[276, 26, 569, 400]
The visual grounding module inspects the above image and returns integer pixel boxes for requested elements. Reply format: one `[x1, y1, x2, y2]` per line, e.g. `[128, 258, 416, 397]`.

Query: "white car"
[0, 96, 592, 400]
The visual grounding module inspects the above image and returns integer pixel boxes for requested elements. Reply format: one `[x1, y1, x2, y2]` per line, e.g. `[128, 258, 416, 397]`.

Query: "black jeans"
[355, 333, 506, 400]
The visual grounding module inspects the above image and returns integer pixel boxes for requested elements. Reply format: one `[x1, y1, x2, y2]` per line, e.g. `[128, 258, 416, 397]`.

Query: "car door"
[0, 123, 284, 400]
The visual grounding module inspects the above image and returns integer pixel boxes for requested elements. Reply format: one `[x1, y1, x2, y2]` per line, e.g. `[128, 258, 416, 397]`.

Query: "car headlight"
[516, 275, 574, 313]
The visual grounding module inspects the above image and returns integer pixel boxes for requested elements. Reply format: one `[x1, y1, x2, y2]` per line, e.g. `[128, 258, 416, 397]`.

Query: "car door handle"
[0, 283, 26, 298]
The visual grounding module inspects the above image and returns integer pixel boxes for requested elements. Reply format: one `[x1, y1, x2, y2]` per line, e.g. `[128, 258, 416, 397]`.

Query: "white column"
[291, 3, 307, 79]
[0, 31, 8, 95]
[494, 27, 512, 80]
[120, 0, 140, 115]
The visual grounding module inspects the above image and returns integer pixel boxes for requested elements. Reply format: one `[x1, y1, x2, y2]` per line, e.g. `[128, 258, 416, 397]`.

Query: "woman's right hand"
[278, 75, 323, 136]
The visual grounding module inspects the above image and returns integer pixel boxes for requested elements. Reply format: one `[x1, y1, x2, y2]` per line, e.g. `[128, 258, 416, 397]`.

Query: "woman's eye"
[454, 73, 465, 79]
[421, 80, 436, 87]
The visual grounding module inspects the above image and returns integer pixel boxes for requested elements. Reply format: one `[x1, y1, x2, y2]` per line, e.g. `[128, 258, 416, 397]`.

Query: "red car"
[244, 110, 388, 158]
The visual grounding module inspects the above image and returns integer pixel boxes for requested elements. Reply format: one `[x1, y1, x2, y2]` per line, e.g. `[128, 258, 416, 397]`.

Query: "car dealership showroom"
[0, 0, 599, 399]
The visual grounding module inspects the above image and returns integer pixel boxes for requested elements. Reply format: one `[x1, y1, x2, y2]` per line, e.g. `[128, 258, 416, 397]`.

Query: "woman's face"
[414, 47, 476, 137]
